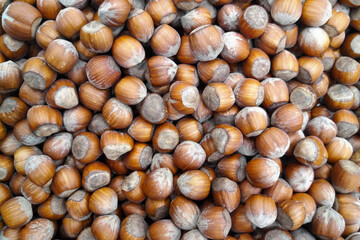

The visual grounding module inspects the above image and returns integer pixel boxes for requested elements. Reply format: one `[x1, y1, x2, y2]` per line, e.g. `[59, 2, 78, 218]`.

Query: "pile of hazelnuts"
[1, 0, 360, 239]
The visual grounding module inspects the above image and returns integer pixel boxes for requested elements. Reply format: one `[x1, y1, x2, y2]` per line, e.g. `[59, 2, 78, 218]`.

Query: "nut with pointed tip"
[43, 132, 72, 161]
[217, 4, 242, 32]
[271, 103, 303, 133]
[100, 131, 134, 161]
[305, 116, 337, 144]
[221, 31, 250, 64]
[150, 155, 177, 177]
[176, 117, 203, 143]
[115, 76, 147, 106]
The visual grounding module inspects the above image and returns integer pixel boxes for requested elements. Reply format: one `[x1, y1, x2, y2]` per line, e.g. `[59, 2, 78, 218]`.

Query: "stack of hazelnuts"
[1, 0, 360, 239]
